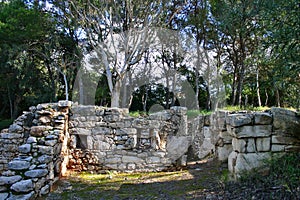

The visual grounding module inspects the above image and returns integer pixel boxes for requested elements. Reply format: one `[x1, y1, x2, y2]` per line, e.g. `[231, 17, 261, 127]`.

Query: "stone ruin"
[0, 101, 299, 199]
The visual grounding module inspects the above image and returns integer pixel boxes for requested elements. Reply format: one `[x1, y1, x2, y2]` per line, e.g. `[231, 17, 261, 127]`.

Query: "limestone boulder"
[271, 107, 300, 138]
[166, 136, 191, 162]
[226, 114, 253, 127]
[229, 152, 271, 174]
[254, 112, 272, 125]
[228, 125, 272, 138]
[217, 144, 233, 162]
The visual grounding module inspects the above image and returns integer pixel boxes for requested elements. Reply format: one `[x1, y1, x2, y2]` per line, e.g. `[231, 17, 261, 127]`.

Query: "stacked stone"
[271, 108, 300, 152]
[0, 101, 71, 199]
[227, 108, 300, 178]
[210, 111, 233, 163]
[68, 105, 188, 172]
[227, 111, 273, 176]
[68, 149, 100, 171]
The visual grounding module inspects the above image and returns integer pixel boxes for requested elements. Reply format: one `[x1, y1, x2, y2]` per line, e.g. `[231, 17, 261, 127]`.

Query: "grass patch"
[129, 111, 148, 118]
[222, 105, 270, 112]
[187, 109, 212, 119]
[0, 119, 13, 130]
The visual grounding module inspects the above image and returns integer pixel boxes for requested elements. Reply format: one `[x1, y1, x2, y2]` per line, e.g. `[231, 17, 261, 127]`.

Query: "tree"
[210, 0, 260, 107]
[68, 0, 165, 107]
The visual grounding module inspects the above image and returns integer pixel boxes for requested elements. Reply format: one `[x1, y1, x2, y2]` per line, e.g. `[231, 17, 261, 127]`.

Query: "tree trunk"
[256, 68, 261, 107]
[264, 90, 268, 106]
[276, 89, 280, 107]
[111, 79, 121, 107]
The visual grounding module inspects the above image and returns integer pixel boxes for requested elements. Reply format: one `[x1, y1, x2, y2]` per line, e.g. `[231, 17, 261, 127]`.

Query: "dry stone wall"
[68, 105, 190, 172]
[0, 101, 299, 199]
[226, 108, 300, 177]
[0, 101, 71, 200]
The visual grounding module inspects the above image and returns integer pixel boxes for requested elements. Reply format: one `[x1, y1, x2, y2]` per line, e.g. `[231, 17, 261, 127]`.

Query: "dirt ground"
[41, 159, 299, 200]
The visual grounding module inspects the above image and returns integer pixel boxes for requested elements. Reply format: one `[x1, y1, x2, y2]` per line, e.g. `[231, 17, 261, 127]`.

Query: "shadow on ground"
[41, 159, 227, 200]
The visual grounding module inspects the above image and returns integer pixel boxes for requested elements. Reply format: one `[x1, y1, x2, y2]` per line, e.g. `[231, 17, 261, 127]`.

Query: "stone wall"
[68, 105, 190, 172]
[226, 108, 300, 177]
[0, 102, 299, 199]
[187, 108, 300, 178]
[0, 101, 71, 199]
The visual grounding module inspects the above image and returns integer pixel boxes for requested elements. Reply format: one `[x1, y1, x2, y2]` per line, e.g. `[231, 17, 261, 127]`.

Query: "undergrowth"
[224, 153, 300, 199]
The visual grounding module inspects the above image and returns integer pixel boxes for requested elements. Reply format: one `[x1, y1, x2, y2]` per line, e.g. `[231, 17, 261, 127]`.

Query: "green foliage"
[0, 119, 13, 130]
[224, 153, 300, 199]
[129, 111, 148, 118]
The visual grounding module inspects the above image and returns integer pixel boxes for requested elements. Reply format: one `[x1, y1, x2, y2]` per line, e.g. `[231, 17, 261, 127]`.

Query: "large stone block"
[254, 112, 272, 125]
[271, 107, 300, 138]
[232, 138, 246, 153]
[256, 137, 271, 152]
[271, 144, 285, 152]
[166, 136, 191, 162]
[226, 114, 253, 127]
[272, 135, 300, 145]
[247, 138, 256, 153]
[197, 138, 215, 159]
[229, 152, 271, 174]
[122, 156, 143, 163]
[228, 125, 272, 138]
[92, 127, 111, 135]
[71, 105, 96, 115]
[71, 128, 91, 135]
[217, 144, 233, 162]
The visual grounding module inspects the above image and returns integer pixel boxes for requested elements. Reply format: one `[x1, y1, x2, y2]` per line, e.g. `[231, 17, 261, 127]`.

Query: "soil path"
[41, 159, 227, 200]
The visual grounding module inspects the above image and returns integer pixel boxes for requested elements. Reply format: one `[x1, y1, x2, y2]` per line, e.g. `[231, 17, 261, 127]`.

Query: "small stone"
[0, 193, 9, 200]
[0, 175, 22, 185]
[30, 126, 52, 137]
[0, 133, 22, 139]
[45, 140, 57, 146]
[10, 179, 33, 192]
[25, 169, 48, 178]
[29, 165, 37, 170]
[37, 164, 47, 169]
[8, 124, 23, 133]
[38, 146, 54, 155]
[40, 184, 50, 195]
[18, 144, 31, 154]
[7, 191, 34, 200]
[0, 186, 7, 192]
[1, 171, 15, 176]
[27, 136, 37, 144]
[37, 155, 52, 164]
[8, 160, 30, 170]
